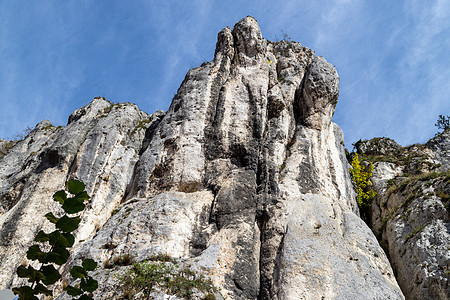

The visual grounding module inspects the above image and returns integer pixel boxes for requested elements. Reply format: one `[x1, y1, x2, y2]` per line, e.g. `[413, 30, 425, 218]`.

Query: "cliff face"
[0, 17, 404, 299]
[356, 135, 449, 300]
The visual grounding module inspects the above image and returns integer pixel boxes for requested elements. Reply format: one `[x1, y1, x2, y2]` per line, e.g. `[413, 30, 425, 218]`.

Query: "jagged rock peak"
[232, 16, 265, 65]
[214, 16, 265, 65]
[214, 26, 234, 60]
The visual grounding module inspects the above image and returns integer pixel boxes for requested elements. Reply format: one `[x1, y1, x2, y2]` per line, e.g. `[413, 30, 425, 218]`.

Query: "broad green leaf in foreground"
[67, 179, 85, 195]
[82, 258, 97, 271]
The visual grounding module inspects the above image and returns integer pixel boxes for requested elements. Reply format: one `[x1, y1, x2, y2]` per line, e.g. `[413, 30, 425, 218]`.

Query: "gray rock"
[365, 136, 450, 300]
[427, 130, 450, 171]
[232, 16, 266, 67]
[299, 56, 340, 130]
[354, 137, 401, 156]
[0, 139, 16, 161]
[0, 99, 163, 288]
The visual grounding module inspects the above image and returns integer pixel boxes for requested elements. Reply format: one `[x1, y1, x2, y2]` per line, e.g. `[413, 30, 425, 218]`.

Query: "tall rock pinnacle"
[0, 17, 404, 299]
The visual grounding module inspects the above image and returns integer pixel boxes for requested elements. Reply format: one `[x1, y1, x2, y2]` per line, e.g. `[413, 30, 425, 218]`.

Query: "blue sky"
[1, 0, 449, 147]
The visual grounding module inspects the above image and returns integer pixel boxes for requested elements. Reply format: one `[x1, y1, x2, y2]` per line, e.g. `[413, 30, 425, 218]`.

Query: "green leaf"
[41, 265, 61, 285]
[66, 285, 83, 296]
[74, 191, 90, 201]
[34, 231, 49, 243]
[26, 245, 47, 263]
[34, 283, 52, 296]
[63, 232, 75, 247]
[48, 230, 70, 247]
[78, 295, 94, 300]
[70, 265, 87, 279]
[45, 212, 59, 224]
[16, 265, 45, 283]
[12, 286, 39, 299]
[80, 276, 98, 293]
[26, 245, 40, 259]
[46, 245, 70, 265]
[16, 265, 29, 278]
[82, 258, 97, 271]
[56, 215, 81, 233]
[68, 179, 85, 195]
[62, 197, 85, 214]
[53, 190, 67, 205]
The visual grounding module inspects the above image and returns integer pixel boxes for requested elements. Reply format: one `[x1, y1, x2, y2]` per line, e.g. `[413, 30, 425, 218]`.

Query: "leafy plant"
[349, 153, 377, 208]
[130, 118, 152, 135]
[65, 258, 98, 299]
[13, 179, 98, 300]
[118, 256, 216, 299]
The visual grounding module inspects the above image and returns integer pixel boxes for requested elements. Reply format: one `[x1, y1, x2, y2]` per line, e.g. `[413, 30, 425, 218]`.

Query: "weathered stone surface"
[0, 139, 16, 161]
[0, 17, 404, 300]
[361, 136, 450, 300]
[0, 99, 163, 287]
[427, 130, 450, 171]
[299, 56, 339, 130]
[354, 137, 401, 156]
[258, 125, 402, 299]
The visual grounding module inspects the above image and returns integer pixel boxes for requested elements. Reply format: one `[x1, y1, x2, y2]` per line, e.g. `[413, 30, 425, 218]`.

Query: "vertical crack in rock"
[138, 111, 165, 156]
[271, 225, 288, 299]
[0, 178, 27, 216]
[203, 65, 228, 163]
[124, 111, 165, 200]
[327, 148, 342, 200]
[189, 205, 215, 256]
[0, 179, 30, 248]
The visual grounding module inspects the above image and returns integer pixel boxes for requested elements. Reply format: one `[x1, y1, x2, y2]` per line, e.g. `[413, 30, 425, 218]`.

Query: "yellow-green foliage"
[349, 153, 377, 208]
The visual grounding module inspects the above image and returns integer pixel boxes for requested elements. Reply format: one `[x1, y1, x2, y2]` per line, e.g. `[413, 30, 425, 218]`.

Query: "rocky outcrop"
[0, 139, 17, 161]
[359, 135, 449, 300]
[1, 17, 403, 299]
[0, 99, 164, 286]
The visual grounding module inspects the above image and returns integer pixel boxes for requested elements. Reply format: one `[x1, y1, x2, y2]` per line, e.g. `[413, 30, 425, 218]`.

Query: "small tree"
[13, 179, 98, 300]
[349, 153, 377, 209]
[435, 114, 450, 133]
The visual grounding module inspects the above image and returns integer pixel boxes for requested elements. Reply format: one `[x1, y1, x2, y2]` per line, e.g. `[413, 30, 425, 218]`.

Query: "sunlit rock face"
[0, 17, 404, 300]
[0, 99, 164, 288]
[362, 134, 450, 300]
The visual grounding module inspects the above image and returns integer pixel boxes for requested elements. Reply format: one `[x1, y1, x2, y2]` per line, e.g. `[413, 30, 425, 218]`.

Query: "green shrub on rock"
[349, 153, 377, 208]
[118, 256, 216, 299]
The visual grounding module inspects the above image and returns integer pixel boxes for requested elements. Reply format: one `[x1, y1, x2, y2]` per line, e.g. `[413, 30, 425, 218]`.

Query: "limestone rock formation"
[0, 99, 164, 286]
[0, 17, 404, 299]
[359, 134, 449, 300]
